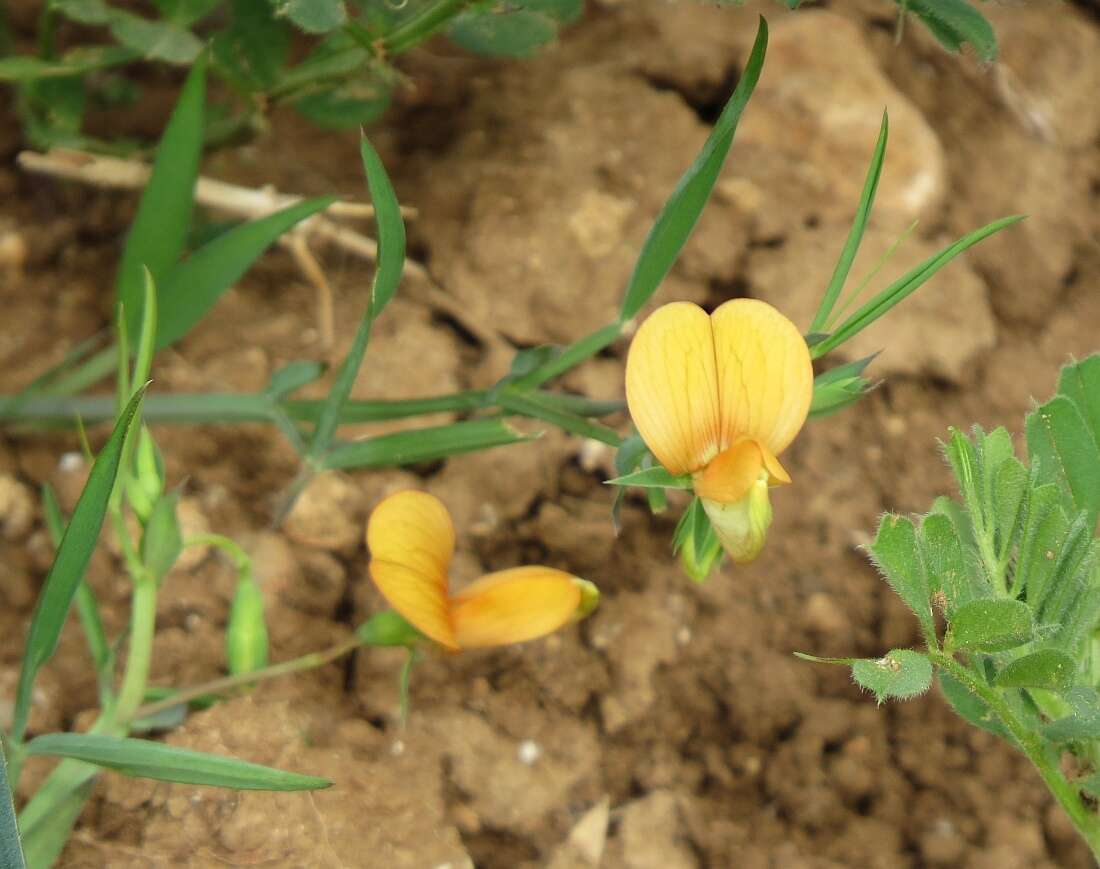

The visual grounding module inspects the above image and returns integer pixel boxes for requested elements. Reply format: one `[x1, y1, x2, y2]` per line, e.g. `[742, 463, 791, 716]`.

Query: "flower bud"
[701, 474, 773, 565]
[226, 574, 269, 676]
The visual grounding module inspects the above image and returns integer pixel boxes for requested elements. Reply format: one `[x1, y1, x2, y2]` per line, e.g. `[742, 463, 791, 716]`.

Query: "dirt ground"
[2, 1, 1100, 866]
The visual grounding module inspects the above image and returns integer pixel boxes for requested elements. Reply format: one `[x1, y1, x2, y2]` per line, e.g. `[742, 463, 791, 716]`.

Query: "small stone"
[802, 592, 851, 636]
[173, 496, 211, 572]
[284, 471, 365, 552]
[517, 739, 541, 766]
[568, 190, 634, 258]
[0, 473, 34, 540]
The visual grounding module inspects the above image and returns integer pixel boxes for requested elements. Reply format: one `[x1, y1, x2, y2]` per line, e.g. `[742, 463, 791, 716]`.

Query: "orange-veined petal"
[450, 566, 583, 649]
[693, 439, 764, 503]
[369, 560, 457, 649]
[710, 299, 813, 456]
[366, 491, 457, 649]
[625, 302, 721, 476]
[366, 490, 455, 583]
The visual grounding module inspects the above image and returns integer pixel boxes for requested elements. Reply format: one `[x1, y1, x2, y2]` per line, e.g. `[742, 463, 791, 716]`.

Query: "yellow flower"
[367, 491, 598, 650]
[625, 299, 813, 564]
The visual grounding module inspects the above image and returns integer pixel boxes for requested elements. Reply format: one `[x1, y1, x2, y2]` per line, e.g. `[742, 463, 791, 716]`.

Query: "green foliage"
[10, 386, 146, 743]
[851, 650, 932, 704]
[0, 749, 25, 869]
[619, 18, 767, 322]
[895, 0, 997, 61]
[358, 610, 422, 647]
[802, 356, 1100, 857]
[140, 493, 183, 584]
[226, 575, 270, 675]
[947, 599, 1034, 653]
[24, 734, 330, 791]
[606, 466, 695, 490]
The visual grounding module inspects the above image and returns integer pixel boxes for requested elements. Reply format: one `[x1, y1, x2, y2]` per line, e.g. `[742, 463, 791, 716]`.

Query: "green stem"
[127, 635, 364, 723]
[932, 652, 1100, 859]
[111, 578, 158, 724]
[185, 534, 250, 573]
[381, 0, 472, 54]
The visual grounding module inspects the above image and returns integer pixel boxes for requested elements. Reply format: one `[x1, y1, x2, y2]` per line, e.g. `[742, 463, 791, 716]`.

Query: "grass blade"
[812, 215, 1024, 359]
[809, 112, 888, 333]
[499, 390, 622, 446]
[307, 137, 405, 461]
[117, 56, 205, 340]
[156, 196, 335, 349]
[10, 386, 147, 744]
[618, 17, 767, 322]
[0, 747, 25, 869]
[25, 734, 331, 791]
[41, 484, 112, 703]
[19, 776, 93, 869]
[322, 419, 530, 470]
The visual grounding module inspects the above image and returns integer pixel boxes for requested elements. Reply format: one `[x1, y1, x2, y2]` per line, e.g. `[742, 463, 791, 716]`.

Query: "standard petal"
[710, 299, 813, 456]
[369, 560, 457, 650]
[450, 566, 583, 648]
[366, 490, 455, 585]
[625, 302, 722, 476]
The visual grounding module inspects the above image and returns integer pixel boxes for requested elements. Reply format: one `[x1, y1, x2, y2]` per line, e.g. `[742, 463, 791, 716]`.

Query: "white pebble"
[58, 452, 84, 472]
[517, 739, 541, 765]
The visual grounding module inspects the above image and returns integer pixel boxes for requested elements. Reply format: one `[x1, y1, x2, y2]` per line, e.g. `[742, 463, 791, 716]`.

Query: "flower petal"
[710, 299, 813, 456]
[450, 566, 583, 649]
[366, 490, 455, 585]
[369, 560, 457, 650]
[625, 302, 721, 476]
[693, 439, 763, 503]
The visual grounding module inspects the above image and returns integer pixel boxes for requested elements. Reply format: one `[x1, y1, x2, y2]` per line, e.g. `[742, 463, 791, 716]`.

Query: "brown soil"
[2, 1, 1100, 867]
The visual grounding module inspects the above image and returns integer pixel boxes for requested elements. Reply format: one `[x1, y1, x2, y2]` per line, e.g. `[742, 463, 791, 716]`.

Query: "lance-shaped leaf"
[156, 196, 335, 349]
[605, 466, 694, 490]
[1026, 396, 1100, 530]
[897, 0, 997, 61]
[919, 512, 973, 615]
[947, 599, 1033, 653]
[1043, 688, 1100, 743]
[619, 18, 767, 321]
[938, 671, 1007, 738]
[1057, 355, 1100, 446]
[307, 137, 405, 461]
[323, 419, 531, 470]
[851, 650, 933, 705]
[0, 749, 24, 869]
[10, 386, 147, 743]
[993, 649, 1076, 691]
[868, 514, 934, 638]
[117, 56, 204, 340]
[25, 734, 331, 791]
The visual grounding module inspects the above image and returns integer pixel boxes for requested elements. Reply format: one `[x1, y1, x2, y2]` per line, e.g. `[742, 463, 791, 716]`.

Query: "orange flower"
[367, 491, 598, 650]
[625, 299, 813, 563]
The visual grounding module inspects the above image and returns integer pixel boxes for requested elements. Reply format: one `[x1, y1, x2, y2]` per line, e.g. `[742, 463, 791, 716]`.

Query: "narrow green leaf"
[993, 649, 1076, 690]
[11, 386, 147, 743]
[808, 376, 870, 418]
[674, 497, 722, 583]
[992, 456, 1027, 559]
[499, 390, 621, 446]
[919, 512, 972, 615]
[1034, 516, 1095, 627]
[605, 466, 694, 490]
[18, 776, 93, 869]
[117, 57, 205, 340]
[265, 361, 325, 399]
[810, 112, 888, 333]
[157, 196, 335, 349]
[618, 17, 767, 321]
[0, 748, 25, 869]
[323, 419, 530, 470]
[868, 514, 934, 637]
[307, 139, 405, 461]
[930, 495, 978, 559]
[25, 734, 331, 791]
[1026, 396, 1100, 529]
[511, 323, 623, 390]
[41, 483, 112, 701]
[938, 670, 1007, 738]
[1011, 483, 1065, 601]
[812, 216, 1024, 359]
[851, 649, 933, 704]
[132, 269, 158, 390]
[947, 598, 1033, 653]
[899, 0, 997, 61]
[1057, 355, 1100, 446]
